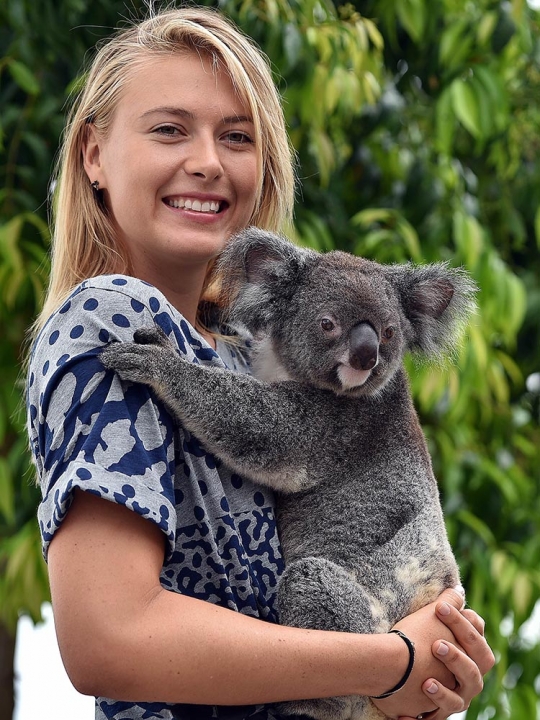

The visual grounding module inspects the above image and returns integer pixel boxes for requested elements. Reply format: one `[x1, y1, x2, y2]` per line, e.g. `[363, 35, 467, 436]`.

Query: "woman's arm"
[48, 491, 493, 715]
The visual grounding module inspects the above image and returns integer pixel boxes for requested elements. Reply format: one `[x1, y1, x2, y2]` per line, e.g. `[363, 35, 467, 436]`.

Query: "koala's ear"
[217, 227, 314, 332]
[240, 228, 311, 285]
[387, 262, 477, 358]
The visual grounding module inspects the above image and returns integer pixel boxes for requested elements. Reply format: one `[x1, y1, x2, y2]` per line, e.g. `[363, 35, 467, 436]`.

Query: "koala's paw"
[101, 339, 169, 386]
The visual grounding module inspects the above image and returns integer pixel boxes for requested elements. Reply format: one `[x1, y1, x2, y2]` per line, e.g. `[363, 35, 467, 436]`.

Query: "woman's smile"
[164, 197, 223, 214]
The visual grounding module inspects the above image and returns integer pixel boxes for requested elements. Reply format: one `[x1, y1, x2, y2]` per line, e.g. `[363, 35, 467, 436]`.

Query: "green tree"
[1, 0, 539, 718]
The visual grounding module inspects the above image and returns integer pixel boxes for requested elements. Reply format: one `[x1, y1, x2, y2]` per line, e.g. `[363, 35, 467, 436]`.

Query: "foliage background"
[1, 0, 539, 718]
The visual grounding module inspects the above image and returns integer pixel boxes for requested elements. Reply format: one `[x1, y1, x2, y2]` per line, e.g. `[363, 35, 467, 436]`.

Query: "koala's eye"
[383, 326, 395, 340]
[321, 318, 335, 332]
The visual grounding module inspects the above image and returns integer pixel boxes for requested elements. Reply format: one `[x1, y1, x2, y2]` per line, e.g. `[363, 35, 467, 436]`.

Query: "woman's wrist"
[358, 630, 411, 698]
[370, 630, 416, 699]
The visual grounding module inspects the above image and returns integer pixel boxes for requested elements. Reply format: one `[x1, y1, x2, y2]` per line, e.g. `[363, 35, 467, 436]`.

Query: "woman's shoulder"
[33, 274, 182, 352]
[56, 274, 175, 322]
[80, 273, 168, 301]
[29, 275, 234, 377]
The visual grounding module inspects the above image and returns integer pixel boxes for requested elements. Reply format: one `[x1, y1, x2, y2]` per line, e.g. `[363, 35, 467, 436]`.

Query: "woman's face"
[84, 51, 260, 284]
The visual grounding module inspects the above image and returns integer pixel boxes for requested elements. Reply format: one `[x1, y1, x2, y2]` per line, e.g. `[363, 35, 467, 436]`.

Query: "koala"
[101, 228, 476, 720]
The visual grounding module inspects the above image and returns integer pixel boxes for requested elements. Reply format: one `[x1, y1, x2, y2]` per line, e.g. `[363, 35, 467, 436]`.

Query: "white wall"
[14, 603, 94, 720]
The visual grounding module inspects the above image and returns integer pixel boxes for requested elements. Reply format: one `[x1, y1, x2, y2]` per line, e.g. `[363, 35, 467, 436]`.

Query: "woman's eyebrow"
[139, 106, 253, 124]
[221, 114, 253, 124]
[139, 106, 195, 120]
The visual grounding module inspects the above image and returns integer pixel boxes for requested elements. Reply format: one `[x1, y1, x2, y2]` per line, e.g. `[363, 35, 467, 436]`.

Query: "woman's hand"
[398, 593, 495, 720]
[372, 588, 495, 720]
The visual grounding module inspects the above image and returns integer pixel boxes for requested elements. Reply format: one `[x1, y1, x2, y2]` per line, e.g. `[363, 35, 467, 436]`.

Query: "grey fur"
[101, 229, 477, 720]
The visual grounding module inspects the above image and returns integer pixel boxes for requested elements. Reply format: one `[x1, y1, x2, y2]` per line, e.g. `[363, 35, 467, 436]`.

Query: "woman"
[26, 7, 494, 720]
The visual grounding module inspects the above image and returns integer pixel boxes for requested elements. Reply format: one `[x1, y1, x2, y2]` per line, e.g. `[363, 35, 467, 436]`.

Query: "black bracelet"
[370, 629, 416, 700]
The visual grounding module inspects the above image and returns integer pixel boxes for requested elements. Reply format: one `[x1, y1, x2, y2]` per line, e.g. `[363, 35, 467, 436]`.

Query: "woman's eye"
[321, 318, 335, 332]
[224, 131, 253, 145]
[154, 125, 180, 136]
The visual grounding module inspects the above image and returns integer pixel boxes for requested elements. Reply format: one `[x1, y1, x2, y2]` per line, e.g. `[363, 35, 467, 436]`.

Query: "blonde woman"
[26, 7, 494, 720]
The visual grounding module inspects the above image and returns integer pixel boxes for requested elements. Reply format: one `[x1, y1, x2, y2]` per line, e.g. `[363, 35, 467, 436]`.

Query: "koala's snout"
[348, 322, 379, 371]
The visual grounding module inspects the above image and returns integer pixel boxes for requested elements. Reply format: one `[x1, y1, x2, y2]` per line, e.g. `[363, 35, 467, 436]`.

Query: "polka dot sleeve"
[27, 275, 223, 560]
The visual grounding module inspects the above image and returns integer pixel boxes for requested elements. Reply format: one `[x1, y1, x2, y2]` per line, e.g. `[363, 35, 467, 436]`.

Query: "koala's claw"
[133, 326, 172, 348]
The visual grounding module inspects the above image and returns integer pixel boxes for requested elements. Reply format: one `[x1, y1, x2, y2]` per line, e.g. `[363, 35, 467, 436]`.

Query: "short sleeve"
[27, 275, 224, 560]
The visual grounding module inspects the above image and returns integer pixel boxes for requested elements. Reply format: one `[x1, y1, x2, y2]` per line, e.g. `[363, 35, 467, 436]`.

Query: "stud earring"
[91, 180, 100, 191]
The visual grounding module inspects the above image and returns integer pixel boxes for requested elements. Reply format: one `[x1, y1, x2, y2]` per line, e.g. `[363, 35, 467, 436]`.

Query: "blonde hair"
[33, 6, 295, 335]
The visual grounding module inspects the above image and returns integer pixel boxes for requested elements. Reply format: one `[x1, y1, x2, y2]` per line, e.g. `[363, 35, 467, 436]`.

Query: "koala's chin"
[329, 360, 396, 399]
[336, 363, 372, 392]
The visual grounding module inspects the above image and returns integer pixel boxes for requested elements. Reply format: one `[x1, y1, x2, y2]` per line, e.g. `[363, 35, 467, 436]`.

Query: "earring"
[91, 180, 100, 191]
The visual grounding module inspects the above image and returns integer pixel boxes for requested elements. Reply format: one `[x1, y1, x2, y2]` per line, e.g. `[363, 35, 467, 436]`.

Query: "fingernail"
[437, 641, 449, 656]
[438, 602, 451, 616]
[426, 682, 439, 694]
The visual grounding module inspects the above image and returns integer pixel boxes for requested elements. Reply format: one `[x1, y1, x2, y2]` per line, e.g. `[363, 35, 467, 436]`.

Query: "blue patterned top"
[27, 275, 286, 720]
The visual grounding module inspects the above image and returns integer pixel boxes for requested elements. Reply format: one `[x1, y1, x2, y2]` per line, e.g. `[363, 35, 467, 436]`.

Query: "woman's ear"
[82, 124, 106, 188]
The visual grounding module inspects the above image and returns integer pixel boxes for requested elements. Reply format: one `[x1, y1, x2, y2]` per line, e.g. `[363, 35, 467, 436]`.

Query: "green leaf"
[7, 59, 40, 95]
[495, 350, 523, 386]
[435, 87, 455, 155]
[395, 216, 421, 261]
[439, 20, 470, 68]
[469, 76, 494, 139]
[363, 18, 384, 51]
[535, 206, 540, 250]
[395, 0, 426, 43]
[457, 509, 496, 545]
[351, 208, 394, 226]
[513, 572, 533, 618]
[477, 11, 498, 46]
[450, 78, 481, 138]
[467, 324, 489, 375]
[360, 71, 380, 105]
[505, 273, 527, 336]
[491, 550, 517, 593]
[474, 65, 509, 135]
[0, 216, 24, 270]
[308, 127, 335, 186]
[0, 459, 15, 525]
[452, 210, 484, 268]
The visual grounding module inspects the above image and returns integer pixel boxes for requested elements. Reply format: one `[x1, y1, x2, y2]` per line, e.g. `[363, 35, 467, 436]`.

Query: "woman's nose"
[183, 134, 224, 180]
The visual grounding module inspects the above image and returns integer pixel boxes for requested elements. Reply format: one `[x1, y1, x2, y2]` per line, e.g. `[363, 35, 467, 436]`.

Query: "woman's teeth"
[167, 198, 221, 213]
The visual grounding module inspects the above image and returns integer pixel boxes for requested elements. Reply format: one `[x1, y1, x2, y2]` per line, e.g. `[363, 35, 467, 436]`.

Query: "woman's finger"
[435, 638, 483, 687]
[397, 675, 468, 720]
[461, 608, 485, 636]
[418, 673, 468, 720]
[435, 601, 495, 675]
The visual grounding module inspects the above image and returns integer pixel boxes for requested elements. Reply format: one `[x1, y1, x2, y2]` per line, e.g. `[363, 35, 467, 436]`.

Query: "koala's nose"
[349, 322, 379, 371]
